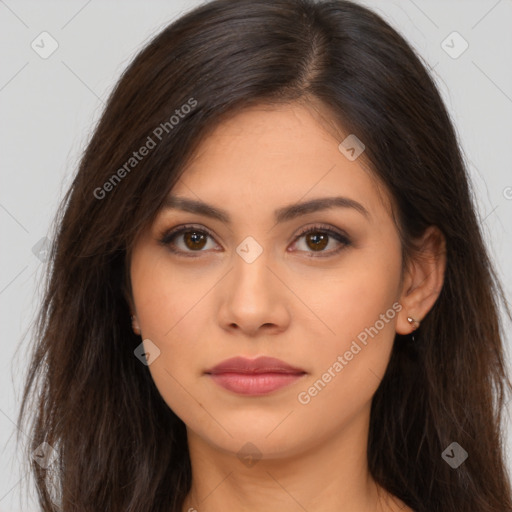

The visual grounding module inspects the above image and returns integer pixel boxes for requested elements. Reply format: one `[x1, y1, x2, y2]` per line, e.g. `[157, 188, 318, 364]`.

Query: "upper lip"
[205, 356, 306, 375]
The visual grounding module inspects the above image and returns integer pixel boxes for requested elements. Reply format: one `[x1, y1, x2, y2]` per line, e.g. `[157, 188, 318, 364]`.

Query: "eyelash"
[158, 223, 352, 258]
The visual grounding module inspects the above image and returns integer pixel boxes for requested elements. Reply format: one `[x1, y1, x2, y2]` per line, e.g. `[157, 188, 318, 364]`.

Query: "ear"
[396, 226, 446, 335]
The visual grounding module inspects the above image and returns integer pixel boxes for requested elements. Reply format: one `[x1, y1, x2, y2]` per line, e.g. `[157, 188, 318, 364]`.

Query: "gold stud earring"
[407, 316, 420, 341]
[407, 316, 420, 330]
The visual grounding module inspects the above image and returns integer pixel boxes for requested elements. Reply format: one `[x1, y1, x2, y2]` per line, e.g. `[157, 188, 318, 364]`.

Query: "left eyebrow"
[162, 195, 370, 225]
[273, 196, 370, 223]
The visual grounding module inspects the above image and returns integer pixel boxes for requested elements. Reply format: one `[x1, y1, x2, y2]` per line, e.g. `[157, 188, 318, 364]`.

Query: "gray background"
[1, 0, 511, 510]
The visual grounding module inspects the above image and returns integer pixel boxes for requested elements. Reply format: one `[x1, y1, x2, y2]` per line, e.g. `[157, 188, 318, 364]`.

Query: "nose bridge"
[216, 234, 290, 333]
[230, 234, 274, 300]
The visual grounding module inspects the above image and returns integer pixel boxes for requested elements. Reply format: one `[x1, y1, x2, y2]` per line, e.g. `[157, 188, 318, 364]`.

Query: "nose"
[216, 247, 291, 337]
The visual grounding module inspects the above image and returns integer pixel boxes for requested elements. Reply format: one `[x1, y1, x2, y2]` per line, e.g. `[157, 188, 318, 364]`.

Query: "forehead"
[170, 103, 391, 221]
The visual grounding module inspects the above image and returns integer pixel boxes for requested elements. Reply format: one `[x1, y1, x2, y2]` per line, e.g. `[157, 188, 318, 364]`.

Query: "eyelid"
[158, 222, 352, 257]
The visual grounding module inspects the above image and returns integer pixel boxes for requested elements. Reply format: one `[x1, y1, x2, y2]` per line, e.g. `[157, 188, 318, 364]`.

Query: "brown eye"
[183, 231, 208, 250]
[291, 225, 351, 257]
[160, 225, 218, 256]
[304, 232, 329, 251]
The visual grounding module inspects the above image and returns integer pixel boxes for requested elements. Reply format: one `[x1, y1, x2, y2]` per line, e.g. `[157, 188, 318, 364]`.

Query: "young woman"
[18, 0, 512, 511]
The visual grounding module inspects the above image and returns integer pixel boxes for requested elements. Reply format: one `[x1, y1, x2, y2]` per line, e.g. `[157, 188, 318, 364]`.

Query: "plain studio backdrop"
[1, 0, 511, 510]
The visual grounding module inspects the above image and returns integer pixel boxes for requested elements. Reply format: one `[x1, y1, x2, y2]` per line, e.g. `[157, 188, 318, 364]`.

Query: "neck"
[181, 405, 405, 512]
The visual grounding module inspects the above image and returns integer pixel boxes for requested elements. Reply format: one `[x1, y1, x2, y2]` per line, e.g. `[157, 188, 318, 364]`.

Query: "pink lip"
[205, 356, 306, 396]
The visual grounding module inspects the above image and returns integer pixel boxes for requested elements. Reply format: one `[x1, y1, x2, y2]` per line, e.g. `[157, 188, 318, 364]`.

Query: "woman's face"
[129, 102, 407, 459]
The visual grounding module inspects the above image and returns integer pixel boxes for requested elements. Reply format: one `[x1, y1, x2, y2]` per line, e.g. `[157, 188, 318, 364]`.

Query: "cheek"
[300, 241, 401, 342]
[294, 243, 402, 414]
[130, 248, 215, 425]
[130, 243, 213, 340]
[130, 243, 219, 381]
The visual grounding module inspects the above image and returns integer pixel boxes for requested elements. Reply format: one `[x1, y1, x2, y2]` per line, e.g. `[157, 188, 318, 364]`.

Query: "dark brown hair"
[17, 0, 512, 510]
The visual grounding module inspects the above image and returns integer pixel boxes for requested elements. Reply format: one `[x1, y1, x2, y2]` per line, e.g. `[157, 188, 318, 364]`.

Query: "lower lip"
[208, 372, 305, 395]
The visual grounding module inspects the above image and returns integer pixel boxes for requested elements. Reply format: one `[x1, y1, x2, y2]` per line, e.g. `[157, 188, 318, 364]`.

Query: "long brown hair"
[17, 0, 512, 510]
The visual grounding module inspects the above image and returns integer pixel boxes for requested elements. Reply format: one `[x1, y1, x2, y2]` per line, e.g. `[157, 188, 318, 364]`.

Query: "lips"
[205, 356, 306, 396]
[205, 356, 306, 375]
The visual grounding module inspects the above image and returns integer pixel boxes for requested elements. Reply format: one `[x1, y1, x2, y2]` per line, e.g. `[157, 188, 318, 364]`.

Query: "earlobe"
[125, 283, 141, 335]
[396, 226, 446, 335]
[396, 312, 422, 336]
[131, 314, 141, 335]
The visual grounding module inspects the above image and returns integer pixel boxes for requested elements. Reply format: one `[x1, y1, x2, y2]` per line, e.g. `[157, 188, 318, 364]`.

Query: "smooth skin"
[129, 102, 446, 512]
